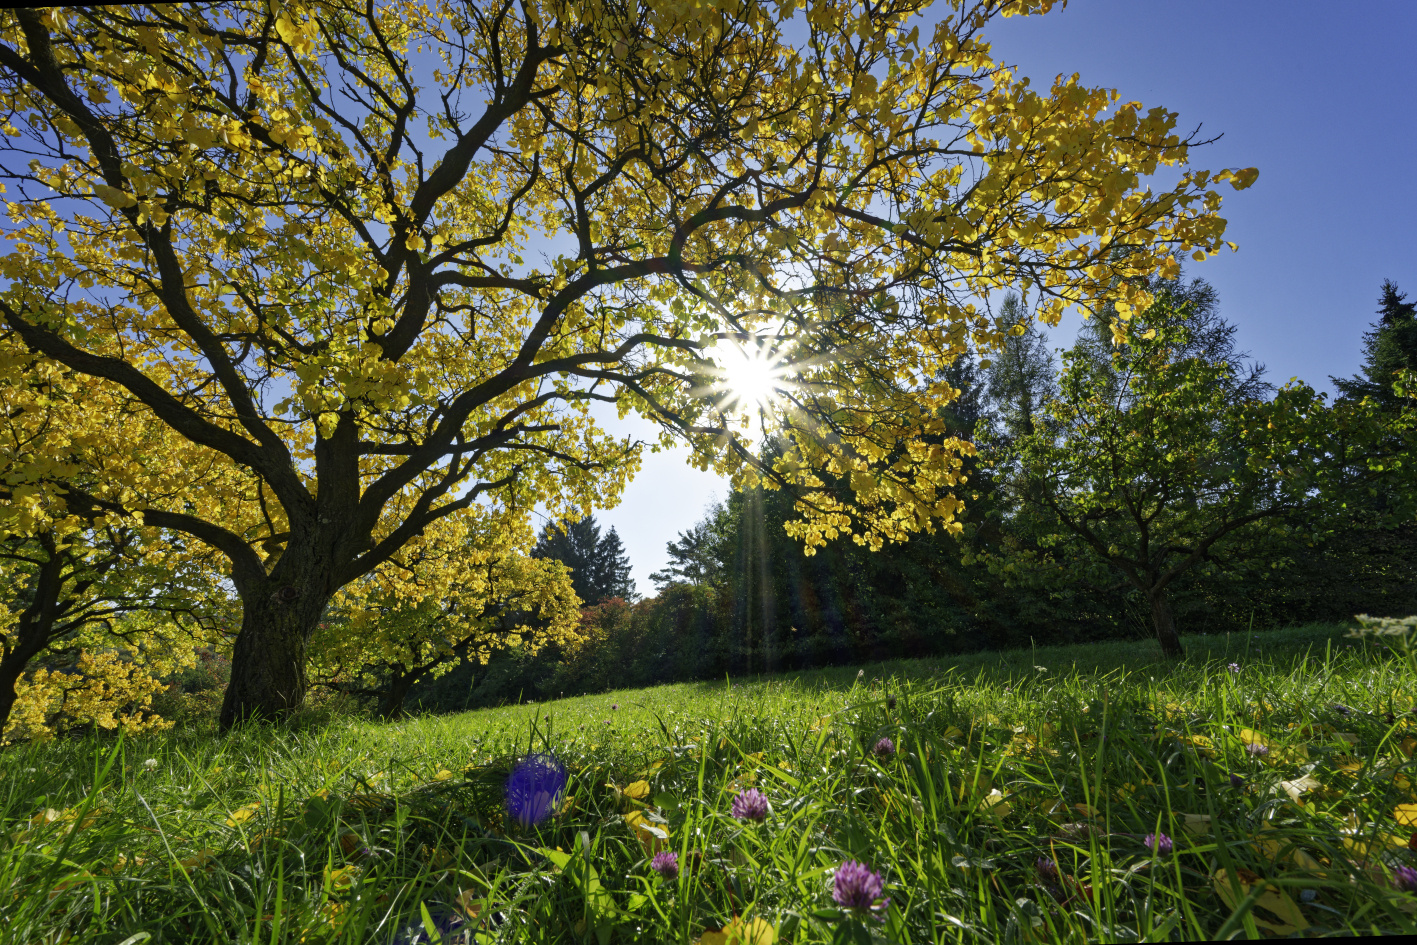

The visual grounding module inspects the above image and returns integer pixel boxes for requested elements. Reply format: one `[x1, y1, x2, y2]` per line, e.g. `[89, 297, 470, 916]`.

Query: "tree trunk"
[379, 668, 418, 720]
[219, 582, 329, 729]
[0, 654, 31, 738]
[1149, 589, 1185, 659]
[0, 545, 67, 737]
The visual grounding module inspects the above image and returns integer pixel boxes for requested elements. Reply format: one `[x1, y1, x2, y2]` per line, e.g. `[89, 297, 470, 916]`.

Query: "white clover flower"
[142, 758, 159, 770]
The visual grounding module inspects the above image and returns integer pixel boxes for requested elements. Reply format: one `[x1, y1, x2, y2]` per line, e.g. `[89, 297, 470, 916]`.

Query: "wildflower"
[1144, 832, 1172, 856]
[1227, 663, 1240, 674]
[1229, 772, 1246, 789]
[833, 860, 889, 913]
[1394, 865, 1417, 893]
[1035, 857, 1059, 883]
[872, 737, 895, 759]
[504, 753, 567, 828]
[731, 788, 769, 822]
[857, 669, 865, 680]
[1245, 742, 1270, 758]
[887, 695, 897, 711]
[611, 704, 619, 711]
[650, 851, 679, 880]
[142, 758, 159, 770]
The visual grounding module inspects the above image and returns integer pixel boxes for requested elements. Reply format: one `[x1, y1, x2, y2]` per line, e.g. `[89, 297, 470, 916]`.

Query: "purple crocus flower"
[650, 851, 679, 880]
[873, 737, 895, 759]
[833, 860, 889, 913]
[1245, 742, 1270, 757]
[1144, 832, 1172, 856]
[1394, 865, 1417, 893]
[504, 753, 567, 828]
[730, 788, 769, 822]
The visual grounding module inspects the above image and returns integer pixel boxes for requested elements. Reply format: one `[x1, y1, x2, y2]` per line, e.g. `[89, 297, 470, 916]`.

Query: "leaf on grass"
[1399, 736, 1417, 760]
[623, 780, 652, 801]
[1182, 813, 1211, 836]
[1250, 823, 1323, 871]
[1395, 804, 1417, 827]
[1341, 830, 1407, 858]
[942, 726, 964, 740]
[1211, 867, 1310, 935]
[224, 802, 261, 827]
[178, 848, 217, 872]
[1279, 774, 1321, 803]
[809, 716, 833, 734]
[977, 789, 1013, 820]
[624, 810, 669, 854]
[698, 916, 775, 945]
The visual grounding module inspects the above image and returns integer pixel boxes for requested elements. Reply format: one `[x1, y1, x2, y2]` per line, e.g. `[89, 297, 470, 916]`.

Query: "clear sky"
[596, 0, 1417, 595]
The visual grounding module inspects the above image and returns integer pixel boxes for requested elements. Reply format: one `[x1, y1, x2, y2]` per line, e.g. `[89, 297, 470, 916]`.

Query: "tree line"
[413, 276, 1417, 711]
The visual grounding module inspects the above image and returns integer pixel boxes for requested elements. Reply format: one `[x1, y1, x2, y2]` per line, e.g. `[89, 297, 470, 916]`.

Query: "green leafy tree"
[982, 290, 1351, 657]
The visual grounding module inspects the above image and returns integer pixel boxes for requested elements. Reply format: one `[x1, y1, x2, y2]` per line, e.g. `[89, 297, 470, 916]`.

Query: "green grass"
[4, 621, 1417, 943]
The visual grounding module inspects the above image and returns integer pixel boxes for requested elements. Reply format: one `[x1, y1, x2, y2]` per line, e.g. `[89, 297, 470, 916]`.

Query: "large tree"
[0, 0, 1254, 725]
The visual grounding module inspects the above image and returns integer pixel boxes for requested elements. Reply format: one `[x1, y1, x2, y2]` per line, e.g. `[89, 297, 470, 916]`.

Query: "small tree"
[983, 290, 1352, 657]
[311, 510, 580, 718]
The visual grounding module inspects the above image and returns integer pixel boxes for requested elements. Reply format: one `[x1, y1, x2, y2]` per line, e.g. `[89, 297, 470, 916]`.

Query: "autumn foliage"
[0, 0, 1255, 725]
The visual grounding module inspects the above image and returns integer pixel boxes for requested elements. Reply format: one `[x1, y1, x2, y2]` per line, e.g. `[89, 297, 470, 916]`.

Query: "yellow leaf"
[1394, 804, 1417, 827]
[1279, 774, 1321, 803]
[977, 789, 1013, 820]
[624, 780, 652, 801]
[1182, 813, 1211, 836]
[624, 811, 669, 854]
[224, 802, 261, 827]
[698, 916, 775, 945]
[1211, 868, 1310, 935]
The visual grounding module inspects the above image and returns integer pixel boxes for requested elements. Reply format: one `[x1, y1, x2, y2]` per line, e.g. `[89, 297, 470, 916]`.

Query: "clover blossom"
[650, 851, 679, 880]
[1245, 742, 1270, 758]
[873, 737, 895, 759]
[1035, 856, 1059, 882]
[833, 860, 889, 914]
[731, 788, 769, 822]
[1144, 832, 1172, 856]
[1394, 865, 1417, 893]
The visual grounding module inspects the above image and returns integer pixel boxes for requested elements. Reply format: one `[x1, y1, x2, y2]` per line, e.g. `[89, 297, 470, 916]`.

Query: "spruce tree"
[1333, 280, 1417, 409]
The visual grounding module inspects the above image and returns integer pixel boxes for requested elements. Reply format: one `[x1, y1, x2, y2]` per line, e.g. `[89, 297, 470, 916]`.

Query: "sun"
[713, 338, 789, 414]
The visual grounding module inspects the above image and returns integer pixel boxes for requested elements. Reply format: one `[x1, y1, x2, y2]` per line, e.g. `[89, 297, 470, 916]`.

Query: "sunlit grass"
[3, 622, 1416, 942]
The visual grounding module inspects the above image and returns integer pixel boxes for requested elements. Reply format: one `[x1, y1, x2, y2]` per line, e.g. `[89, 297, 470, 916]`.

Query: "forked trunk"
[219, 583, 329, 729]
[1149, 589, 1185, 659]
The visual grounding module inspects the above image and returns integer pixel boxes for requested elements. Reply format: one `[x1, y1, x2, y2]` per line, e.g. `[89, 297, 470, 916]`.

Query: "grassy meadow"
[5, 622, 1417, 943]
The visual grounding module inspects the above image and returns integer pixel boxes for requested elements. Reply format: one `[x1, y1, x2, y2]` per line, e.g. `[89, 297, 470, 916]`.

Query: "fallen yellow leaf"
[1211, 867, 1310, 935]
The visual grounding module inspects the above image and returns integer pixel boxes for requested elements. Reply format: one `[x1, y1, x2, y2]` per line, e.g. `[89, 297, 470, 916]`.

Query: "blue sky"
[598, 0, 1417, 594]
